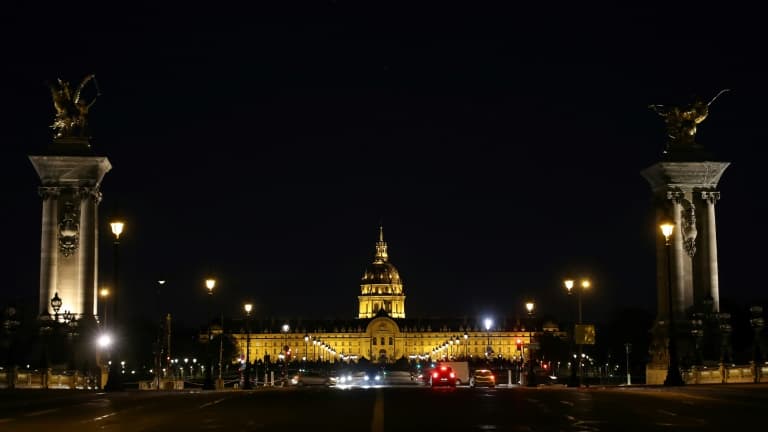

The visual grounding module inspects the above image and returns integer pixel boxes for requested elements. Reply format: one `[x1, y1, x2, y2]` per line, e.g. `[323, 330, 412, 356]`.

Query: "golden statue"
[48, 74, 99, 139]
[649, 89, 729, 154]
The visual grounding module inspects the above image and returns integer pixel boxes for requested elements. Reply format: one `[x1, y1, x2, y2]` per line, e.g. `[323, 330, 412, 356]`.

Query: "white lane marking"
[371, 389, 384, 432]
[560, 400, 575, 406]
[24, 408, 59, 417]
[93, 412, 118, 422]
[657, 409, 678, 417]
[199, 397, 227, 409]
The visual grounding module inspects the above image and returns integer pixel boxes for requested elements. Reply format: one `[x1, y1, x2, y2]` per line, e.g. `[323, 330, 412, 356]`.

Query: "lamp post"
[749, 306, 764, 383]
[564, 278, 590, 387]
[243, 303, 253, 389]
[99, 288, 109, 329]
[526, 301, 536, 387]
[661, 222, 684, 386]
[50, 292, 62, 322]
[624, 343, 632, 385]
[104, 219, 124, 391]
[281, 323, 289, 379]
[202, 278, 216, 390]
[463, 332, 469, 359]
[304, 334, 309, 364]
[484, 318, 493, 359]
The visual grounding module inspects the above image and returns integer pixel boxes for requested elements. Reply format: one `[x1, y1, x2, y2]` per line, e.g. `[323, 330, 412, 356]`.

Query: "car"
[469, 369, 496, 388]
[384, 370, 415, 385]
[290, 370, 332, 386]
[430, 365, 457, 387]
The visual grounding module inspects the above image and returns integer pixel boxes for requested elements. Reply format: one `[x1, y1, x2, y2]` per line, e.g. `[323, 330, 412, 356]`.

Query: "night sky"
[3, 4, 767, 329]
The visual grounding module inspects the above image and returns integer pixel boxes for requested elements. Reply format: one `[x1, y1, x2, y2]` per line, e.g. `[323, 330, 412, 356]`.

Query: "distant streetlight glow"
[205, 278, 216, 295]
[98, 334, 112, 348]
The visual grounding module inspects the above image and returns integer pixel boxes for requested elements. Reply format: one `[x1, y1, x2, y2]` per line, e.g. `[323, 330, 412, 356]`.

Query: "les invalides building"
[229, 228, 559, 365]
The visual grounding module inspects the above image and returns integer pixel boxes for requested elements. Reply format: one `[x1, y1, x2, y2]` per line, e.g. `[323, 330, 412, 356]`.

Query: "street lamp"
[304, 334, 309, 364]
[526, 301, 536, 387]
[484, 318, 493, 358]
[463, 332, 469, 359]
[104, 218, 124, 392]
[99, 288, 109, 328]
[202, 278, 216, 390]
[661, 222, 684, 386]
[243, 303, 253, 389]
[50, 292, 62, 322]
[281, 324, 290, 377]
[624, 343, 632, 385]
[564, 278, 590, 387]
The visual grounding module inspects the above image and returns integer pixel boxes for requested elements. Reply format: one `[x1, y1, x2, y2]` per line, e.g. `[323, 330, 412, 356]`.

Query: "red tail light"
[440, 366, 447, 371]
[490, 375, 495, 381]
[449, 372, 455, 378]
[432, 372, 439, 379]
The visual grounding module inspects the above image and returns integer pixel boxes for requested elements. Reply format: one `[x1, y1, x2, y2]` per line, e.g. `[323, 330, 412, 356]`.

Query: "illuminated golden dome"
[362, 261, 402, 285]
[361, 226, 402, 286]
[358, 226, 406, 318]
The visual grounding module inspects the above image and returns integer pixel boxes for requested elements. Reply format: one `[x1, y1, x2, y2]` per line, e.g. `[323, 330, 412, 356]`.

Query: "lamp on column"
[484, 318, 493, 359]
[50, 292, 62, 323]
[104, 218, 124, 391]
[526, 301, 536, 387]
[463, 332, 469, 359]
[243, 303, 253, 390]
[99, 288, 110, 329]
[202, 278, 216, 390]
[564, 278, 590, 387]
[661, 222, 684, 386]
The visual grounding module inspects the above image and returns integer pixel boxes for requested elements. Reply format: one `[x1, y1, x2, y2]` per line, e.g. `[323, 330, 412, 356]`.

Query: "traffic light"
[516, 339, 522, 351]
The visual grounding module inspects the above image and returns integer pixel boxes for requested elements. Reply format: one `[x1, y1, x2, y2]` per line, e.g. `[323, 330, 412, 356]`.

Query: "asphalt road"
[1, 384, 767, 431]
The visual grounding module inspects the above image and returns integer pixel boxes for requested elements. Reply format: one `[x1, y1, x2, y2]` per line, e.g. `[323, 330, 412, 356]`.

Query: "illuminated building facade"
[230, 228, 560, 364]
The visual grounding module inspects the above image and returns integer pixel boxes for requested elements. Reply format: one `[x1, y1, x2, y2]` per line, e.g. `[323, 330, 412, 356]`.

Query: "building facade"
[230, 228, 559, 365]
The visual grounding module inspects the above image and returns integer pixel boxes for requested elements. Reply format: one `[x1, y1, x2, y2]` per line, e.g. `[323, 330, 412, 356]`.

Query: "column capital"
[666, 190, 685, 204]
[74, 187, 102, 203]
[701, 191, 721, 204]
[38, 187, 60, 200]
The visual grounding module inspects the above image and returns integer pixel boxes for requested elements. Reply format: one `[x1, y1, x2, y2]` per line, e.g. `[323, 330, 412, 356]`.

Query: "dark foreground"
[1, 384, 767, 431]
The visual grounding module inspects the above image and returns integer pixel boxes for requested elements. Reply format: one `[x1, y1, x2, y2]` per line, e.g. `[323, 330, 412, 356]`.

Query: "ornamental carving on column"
[38, 187, 60, 200]
[58, 201, 80, 257]
[681, 204, 697, 257]
[666, 190, 685, 204]
[75, 187, 102, 204]
[701, 191, 721, 205]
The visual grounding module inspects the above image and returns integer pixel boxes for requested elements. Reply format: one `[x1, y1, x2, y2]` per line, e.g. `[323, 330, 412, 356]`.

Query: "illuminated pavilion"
[228, 227, 562, 365]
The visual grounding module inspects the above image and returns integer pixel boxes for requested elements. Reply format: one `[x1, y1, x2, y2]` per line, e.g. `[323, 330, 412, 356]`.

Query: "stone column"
[701, 191, 721, 312]
[666, 191, 686, 317]
[38, 187, 60, 315]
[77, 187, 102, 318]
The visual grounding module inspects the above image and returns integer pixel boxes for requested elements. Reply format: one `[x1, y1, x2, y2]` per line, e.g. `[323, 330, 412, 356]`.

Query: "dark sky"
[3, 4, 767, 328]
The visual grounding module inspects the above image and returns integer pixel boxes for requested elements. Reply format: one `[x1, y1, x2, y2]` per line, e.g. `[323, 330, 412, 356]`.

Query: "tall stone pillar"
[700, 191, 722, 312]
[642, 161, 728, 384]
[29, 139, 112, 320]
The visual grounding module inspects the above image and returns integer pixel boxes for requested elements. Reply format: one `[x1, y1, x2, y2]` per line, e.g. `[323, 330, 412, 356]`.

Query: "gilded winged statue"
[48, 74, 99, 139]
[649, 89, 730, 153]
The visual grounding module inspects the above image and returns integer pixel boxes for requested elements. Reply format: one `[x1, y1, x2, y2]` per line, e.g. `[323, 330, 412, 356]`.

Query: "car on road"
[469, 369, 496, 388]
[290, 370, 333, 386]
[430, 365, 457, 387]
[384, 370, 415, 385]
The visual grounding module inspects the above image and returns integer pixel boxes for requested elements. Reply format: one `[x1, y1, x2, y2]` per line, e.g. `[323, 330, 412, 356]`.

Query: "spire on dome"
[374, 225, 388, 263]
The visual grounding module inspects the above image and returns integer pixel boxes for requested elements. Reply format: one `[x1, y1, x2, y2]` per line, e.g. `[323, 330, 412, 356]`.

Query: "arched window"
[388, 337, 393, 345]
